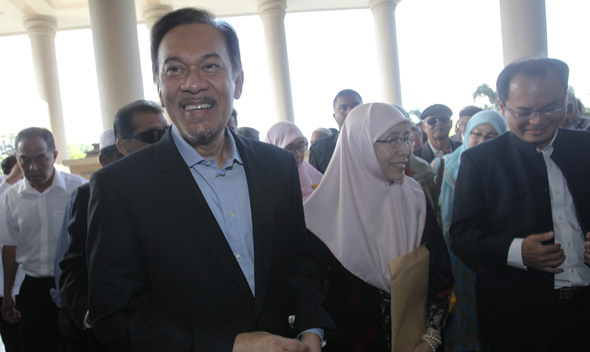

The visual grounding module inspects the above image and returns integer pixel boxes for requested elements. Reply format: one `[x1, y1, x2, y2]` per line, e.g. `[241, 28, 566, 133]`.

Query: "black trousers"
[16, 275, 60, 352]
[0, 296, 21, 352]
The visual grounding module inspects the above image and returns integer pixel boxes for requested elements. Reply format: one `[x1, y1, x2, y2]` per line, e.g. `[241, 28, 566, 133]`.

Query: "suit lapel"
[234, 136, 274, 315]
[152, 131, 254, 299]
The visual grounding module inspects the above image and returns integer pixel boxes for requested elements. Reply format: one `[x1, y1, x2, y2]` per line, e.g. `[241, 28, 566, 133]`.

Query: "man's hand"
[522, 232, 565, 273]
[233, 331, 311, 352]
[299, 332, 321, 352]
[584, 232, 590, 266]
[1, 295, 20, 324]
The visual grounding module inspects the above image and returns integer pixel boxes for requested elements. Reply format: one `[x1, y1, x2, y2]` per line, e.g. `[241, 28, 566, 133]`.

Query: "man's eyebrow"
[162, 53, 222, 66]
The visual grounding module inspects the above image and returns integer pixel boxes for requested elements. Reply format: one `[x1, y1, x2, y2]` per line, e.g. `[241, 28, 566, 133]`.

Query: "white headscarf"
[304, 103, 427, 292]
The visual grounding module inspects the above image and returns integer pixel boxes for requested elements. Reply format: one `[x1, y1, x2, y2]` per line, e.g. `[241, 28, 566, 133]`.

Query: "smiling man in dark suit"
[86, 8, 333, 352]
[451, 57, 590, 351]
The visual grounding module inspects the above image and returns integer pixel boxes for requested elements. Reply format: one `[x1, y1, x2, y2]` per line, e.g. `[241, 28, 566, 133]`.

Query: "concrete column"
[142, 4, 173, 31]
[88, 0, 144, 131]
[499, 0, 547, 66]
[24, 15, 69, 163]
[369, 0, 402, 105]
[258, 0, 295, 122]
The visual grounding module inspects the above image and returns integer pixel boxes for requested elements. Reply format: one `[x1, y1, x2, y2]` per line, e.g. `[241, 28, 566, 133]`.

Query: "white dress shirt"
[0, 169, 86, 277]
[507, 132, 590, 288]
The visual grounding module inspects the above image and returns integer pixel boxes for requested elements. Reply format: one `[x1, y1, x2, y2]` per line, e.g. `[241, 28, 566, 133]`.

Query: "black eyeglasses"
[505, 101, 566, 120]
[425, 116, 451, 125]
[123, 128, 167, 144]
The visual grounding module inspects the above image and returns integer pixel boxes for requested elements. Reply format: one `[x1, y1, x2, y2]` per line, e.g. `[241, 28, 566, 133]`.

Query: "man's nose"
[181, 69, 208, 93]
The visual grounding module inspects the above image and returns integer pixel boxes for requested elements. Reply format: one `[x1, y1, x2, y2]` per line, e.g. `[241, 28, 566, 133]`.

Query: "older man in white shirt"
[0, 127, 86, 352]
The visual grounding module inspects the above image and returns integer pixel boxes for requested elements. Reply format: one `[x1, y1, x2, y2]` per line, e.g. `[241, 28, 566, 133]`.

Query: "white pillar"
[499, 0, 547, 66]
[142, 4, 173, 32]
[88, 0, 144, 131]
[369, 0, 402, 106]
[258, 0, 295, 122]
[24, 15, 69, 163]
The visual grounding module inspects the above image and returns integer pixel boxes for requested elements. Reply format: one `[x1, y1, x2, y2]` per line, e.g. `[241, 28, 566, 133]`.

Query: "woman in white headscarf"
[304, 103, 453, 352]
[266, 121, 323, 201]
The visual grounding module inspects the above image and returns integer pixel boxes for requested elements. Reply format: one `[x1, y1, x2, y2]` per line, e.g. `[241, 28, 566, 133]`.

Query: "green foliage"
[0, 133, 16, 160]
[68, 144, 93, 160]
[473, 83, 499, 110]
[408, 109, 422, 125]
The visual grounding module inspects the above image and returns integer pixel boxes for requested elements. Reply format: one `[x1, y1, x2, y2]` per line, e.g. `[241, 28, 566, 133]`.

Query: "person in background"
[414, 104, 462, 163]
[310, 128, 331, 146]
[266, 121, 322, 201]
[309, 89, 362, 173]
[432, 110, 507, 352]
[237, 126, 260, 141]
[561, 88, 590, 130]
[450, 106, 484, 143]
[410, 126, 424, 151]
[0, 127, 87, 352]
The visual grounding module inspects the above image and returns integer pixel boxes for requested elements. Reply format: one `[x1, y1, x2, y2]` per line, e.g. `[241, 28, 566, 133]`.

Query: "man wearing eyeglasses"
[451, 58, 590, 351]
[413, 104, 462, 163]
[0, 128, 87, 352]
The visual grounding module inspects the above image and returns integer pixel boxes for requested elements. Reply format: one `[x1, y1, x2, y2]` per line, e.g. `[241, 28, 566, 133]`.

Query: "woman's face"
[467, 123, 499, 148]
[284, 137, 307, 168]
[373, 123, 412, 183]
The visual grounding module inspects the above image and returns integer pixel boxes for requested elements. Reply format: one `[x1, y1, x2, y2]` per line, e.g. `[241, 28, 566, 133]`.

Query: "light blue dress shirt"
[171, 126, 323, 341]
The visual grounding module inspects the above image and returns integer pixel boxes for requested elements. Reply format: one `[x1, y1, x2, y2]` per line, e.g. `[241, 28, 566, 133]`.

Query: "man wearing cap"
[58, 101, 168, 350]
[0, 127, 87, 352]
[414, 104, 462, 163]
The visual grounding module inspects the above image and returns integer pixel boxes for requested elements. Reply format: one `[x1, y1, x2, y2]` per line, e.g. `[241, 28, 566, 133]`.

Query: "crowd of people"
[0, 6, 589, 352]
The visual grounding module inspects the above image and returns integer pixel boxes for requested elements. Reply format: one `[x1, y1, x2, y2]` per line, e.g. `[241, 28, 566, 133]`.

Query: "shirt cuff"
[297, 328, 324, 342]
[507, 238, 527, 269]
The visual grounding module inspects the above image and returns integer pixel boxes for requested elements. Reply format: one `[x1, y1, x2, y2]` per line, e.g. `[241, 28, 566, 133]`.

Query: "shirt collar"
[536, 130, 558, 156]
[19, 167, 65, 194]
[171, 125, 243, 169]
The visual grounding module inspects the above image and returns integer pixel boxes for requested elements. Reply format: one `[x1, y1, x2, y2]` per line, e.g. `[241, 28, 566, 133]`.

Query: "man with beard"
[86, 8, 333, 352]
[413, 104, 462, 163]
[0, 127, 87, 352]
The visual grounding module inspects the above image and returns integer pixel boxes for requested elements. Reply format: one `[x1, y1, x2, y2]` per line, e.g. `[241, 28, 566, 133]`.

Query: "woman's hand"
[413, 340, 437, 352]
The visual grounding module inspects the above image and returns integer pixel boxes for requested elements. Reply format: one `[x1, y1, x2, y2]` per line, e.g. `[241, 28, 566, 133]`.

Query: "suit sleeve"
[284, 154, 335, 333]
[87, 172, 235, 352]
[450, 152, 514, 271]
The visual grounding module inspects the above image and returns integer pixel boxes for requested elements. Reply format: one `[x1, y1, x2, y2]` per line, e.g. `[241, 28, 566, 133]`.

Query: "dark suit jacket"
[86, 130, 334, 352]
[450, 129, 590, 349]
[59, 184, 91, 330]
[309, 132, 338, 174]
[413, 139, 462, 164]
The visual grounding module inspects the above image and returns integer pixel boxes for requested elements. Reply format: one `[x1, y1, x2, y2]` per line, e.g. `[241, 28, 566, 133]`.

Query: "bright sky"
[0, 0, 588, 148]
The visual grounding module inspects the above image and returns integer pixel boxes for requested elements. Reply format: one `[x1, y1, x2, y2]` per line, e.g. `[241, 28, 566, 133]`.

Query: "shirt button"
[567, 242, 571, 246]
[229, 211, 234, 218]
[235, 253, 242, 260]
[559, 216, 563, 220]
[216, 175, 221, 179]
[206, 161, 212, 166]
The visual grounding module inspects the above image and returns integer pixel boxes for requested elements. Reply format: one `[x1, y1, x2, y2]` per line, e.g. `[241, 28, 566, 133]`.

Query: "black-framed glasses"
[375, 135, 414, 148]
[123, 128, 167, 144]
[425, 116, 451, 125]
[505, 101, 565, 120]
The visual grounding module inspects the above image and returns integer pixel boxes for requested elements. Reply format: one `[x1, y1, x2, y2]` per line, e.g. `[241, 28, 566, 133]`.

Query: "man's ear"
[158, 86, 165, 108]
[53, 150, 58, 163]
[498, 99, 507, 119]
[116, 138, 129, 156]
[234, 71, 244, 100]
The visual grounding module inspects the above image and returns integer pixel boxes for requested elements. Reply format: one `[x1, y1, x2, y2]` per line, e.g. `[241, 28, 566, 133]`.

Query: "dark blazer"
[413, 139, 462, 164]
[309, 132, 339, 174]
[59, 184, 91, 329]
[450, 129, 590, 350]
[86, 130, 334, 352]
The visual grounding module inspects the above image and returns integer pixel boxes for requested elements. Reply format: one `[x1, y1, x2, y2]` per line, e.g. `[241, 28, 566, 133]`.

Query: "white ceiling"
[0, 0, 372, 36]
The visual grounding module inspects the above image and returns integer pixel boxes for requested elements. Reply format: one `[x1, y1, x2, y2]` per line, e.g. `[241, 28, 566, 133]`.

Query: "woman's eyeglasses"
[375, 135, 414, 148]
